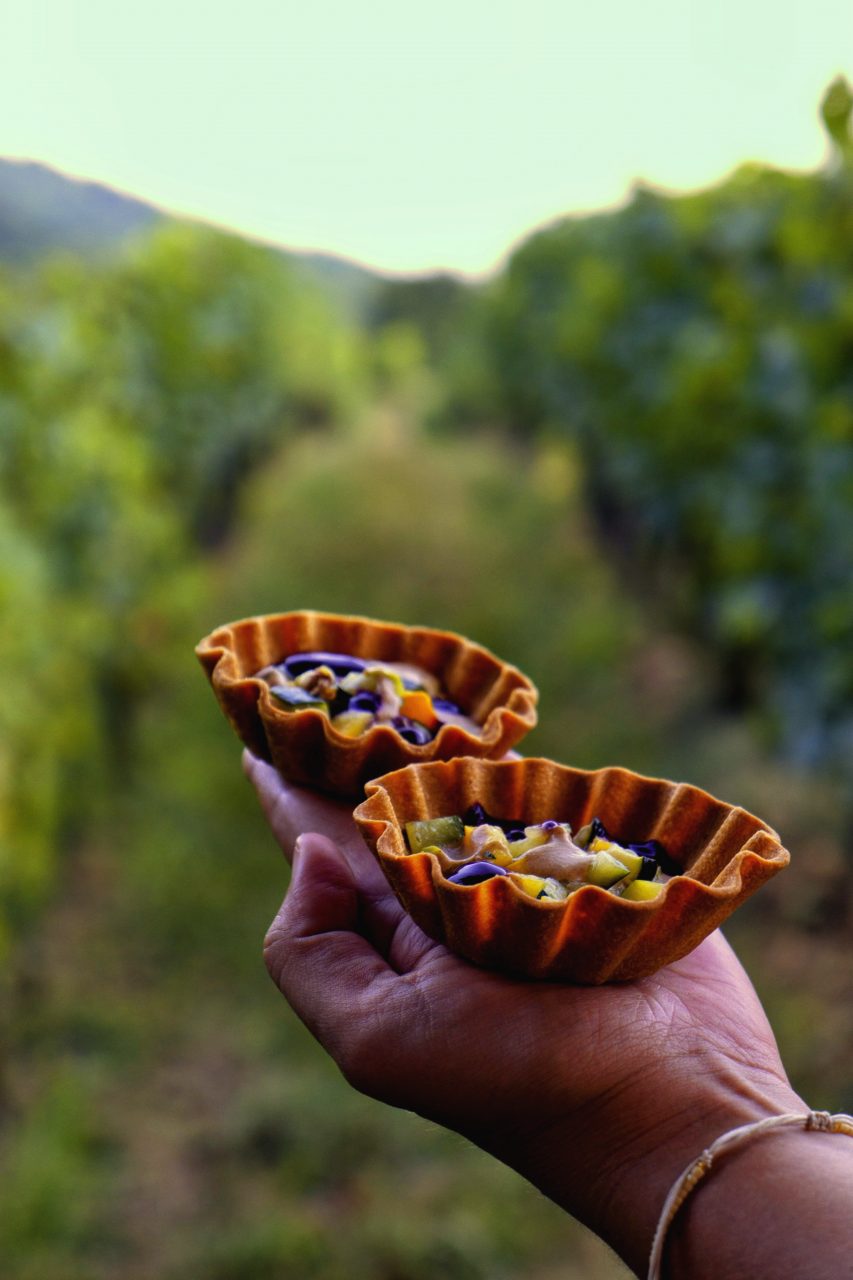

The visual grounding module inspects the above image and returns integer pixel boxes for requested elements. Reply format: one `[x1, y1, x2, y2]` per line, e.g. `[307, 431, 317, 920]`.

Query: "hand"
[245, 752, 805, 1276]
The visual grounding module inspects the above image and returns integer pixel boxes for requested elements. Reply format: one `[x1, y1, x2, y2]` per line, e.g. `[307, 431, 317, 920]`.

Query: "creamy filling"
[404, 810, 670, 902]
[256, 651, 480, 742]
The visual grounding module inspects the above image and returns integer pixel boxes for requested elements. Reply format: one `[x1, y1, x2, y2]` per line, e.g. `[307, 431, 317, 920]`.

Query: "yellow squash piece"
[621, 878, 664, 902]
[331, 710, 375, 738]
[510, 873, 548, 899]
[507, 828, 549, 858]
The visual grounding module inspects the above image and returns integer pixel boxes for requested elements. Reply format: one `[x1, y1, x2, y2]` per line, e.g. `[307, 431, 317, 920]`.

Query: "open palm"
[245, 751, 803, 1270]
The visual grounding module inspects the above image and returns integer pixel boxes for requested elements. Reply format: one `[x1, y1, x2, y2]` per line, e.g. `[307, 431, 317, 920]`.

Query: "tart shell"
[353, 757, 790, 984]
[196, 612, 538, 796]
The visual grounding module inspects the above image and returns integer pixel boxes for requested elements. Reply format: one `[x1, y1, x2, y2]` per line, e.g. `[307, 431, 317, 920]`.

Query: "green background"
[0, 82, 851, 1280]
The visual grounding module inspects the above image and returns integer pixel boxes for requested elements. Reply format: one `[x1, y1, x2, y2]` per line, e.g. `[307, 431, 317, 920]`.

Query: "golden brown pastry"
[196, 611, 538, 796]
[354, 757, 790, 983]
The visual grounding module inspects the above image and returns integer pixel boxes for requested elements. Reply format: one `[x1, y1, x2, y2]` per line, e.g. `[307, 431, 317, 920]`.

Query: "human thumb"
[263, 832, 393, 1054]
[265, 833, 358, 965]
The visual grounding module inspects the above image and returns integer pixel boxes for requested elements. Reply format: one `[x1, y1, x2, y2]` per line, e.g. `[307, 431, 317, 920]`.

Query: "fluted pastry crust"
[354, 757, 790, 983]
[196, 611, 538, 796]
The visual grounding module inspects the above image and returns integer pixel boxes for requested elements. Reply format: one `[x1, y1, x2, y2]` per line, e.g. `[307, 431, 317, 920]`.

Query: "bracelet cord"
[647, 1109, 853, 1280]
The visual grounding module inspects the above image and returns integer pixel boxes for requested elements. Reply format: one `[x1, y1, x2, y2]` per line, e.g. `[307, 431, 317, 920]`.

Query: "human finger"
[245, 753, 431, 968]
[263, 832, 405, 1064]
[243, 751, 359, 862]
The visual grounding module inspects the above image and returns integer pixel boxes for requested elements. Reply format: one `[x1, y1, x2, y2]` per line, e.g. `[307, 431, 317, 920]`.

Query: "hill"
[0, 158, 162, 260]
[0, 157, 381, 316]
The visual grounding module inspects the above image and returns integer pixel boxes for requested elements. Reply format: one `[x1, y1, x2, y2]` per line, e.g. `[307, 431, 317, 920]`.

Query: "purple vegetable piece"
[348, 690, 381, 713]
[447, 862, 508, 886]
[270, 685, 327, 710]
[432, 696, 462, 715]
[463, 803, 527, 834]
[282, 651, 367, 679]
[391, 715, 433, 745]
[589, 816, 611, 842]
[506, 818, 563, 841]
[496, 816, 531, 833]
[464, 802, 490, 826]
[629, 839, 677, 876]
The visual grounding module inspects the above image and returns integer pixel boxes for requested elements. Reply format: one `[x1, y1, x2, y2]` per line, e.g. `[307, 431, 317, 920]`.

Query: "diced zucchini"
[590, 846, 642, 887]
[270, 685, 328, 712]
[574, 821, 594, 848]
[588, 838, 647, 885]
[610, 847, 643, 880]
[586, 851, 630, 888]
[405, 815, 465, 853]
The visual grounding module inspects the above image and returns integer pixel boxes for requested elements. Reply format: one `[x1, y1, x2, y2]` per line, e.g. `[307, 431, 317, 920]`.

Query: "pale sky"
[1, 1, 851, 275]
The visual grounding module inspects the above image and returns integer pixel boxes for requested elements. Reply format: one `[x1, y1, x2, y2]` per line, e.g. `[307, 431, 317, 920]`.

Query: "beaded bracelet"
[647, 1109, 853, 1280]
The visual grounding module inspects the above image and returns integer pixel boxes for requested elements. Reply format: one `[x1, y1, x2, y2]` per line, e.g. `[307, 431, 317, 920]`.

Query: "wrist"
[665, 1118, 853, 1280]
[510, 1049, 804, 1277]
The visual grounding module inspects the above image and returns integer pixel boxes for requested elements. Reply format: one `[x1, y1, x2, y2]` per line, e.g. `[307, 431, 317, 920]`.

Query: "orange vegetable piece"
[400, 689, 438, 728]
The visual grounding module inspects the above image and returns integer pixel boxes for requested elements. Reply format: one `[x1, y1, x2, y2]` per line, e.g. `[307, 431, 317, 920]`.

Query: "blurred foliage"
[368, 275, 501, 434]
[0, 224, 365, 949]
[3, 408, 654, 1280]
[1, 80, 851, 1280]
[477, 80, 853, 771]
